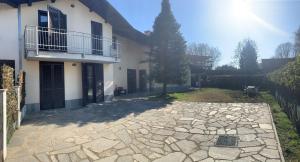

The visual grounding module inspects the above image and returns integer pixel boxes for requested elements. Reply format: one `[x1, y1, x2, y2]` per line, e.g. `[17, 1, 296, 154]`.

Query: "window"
[112, 36, 117, 50]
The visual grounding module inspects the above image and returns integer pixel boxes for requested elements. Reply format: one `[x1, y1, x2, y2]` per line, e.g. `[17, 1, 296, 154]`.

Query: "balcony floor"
[26, 51, 120, 63]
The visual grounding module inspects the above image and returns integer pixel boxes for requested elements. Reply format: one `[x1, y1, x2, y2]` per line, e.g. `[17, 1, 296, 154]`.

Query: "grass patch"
[260, 92, 300, 161]
[151, 88, 300, 160]
[169, 88, 263, 103]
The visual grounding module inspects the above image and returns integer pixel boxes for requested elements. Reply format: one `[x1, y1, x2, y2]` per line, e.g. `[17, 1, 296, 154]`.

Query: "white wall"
[19, 0, 114, 105]
[113, 35, 149, 90]
[21, 0, 113, 56]
[64, 62, 82, 100]
[0, 4, 19, 73]
[23, 60, 39, 104]
[104, 64, 114, 98]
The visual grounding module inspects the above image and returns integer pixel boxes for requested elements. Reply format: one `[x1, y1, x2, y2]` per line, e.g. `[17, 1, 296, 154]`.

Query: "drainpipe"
[18, 5, 22, 71]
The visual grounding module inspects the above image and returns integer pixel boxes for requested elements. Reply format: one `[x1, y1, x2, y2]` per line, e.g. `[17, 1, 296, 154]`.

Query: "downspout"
[18, 5, 22, 71]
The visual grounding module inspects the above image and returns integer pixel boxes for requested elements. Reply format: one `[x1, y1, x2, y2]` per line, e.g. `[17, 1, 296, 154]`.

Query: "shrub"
[268, 56, 300, 92]
[202, 74, 267, 90]
[0, 65, 18, 142]
[18, 71, 26, 109]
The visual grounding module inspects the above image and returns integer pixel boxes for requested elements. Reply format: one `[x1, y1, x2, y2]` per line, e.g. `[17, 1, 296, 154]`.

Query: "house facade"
[0, 0, 150, 113]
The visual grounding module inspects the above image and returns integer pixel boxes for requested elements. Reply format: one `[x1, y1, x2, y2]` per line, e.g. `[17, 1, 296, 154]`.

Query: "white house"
[0, 0, 150, 113]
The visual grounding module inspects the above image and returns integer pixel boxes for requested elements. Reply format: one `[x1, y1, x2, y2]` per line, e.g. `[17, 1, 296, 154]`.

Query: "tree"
[295, 27, 300, 56]
[275, 42, 295, 58]
[150, 0, 189, 95]
[187, 43, 221, 68]
[234, 39, 259, 73]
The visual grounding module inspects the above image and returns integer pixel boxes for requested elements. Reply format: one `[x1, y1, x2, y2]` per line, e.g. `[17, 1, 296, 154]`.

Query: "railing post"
[0, 89, 7, 161]
[35, 26, 39, 56]
[14, 86, 21, 129]
[82, 35, 85, 58]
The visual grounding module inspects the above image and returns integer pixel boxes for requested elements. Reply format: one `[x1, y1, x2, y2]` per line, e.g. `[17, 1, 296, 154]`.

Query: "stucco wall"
[23, 60, 39, 104]
[21, 0, 113, 56]
[18, 0, 114, 105]
[104, 64, 114, 98]
[64, 62, 82, 100]
[113, 35, 149, 90]
[0, 4, 19, 73]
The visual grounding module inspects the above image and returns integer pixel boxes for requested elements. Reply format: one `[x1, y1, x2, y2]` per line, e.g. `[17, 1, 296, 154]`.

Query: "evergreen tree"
[150, 0, 189, 95]
[295, 27, 300, 55]
[235, 39, 259, 73]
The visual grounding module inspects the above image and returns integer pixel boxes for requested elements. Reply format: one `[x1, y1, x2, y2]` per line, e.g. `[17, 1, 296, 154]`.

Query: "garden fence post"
[14, 86, 21, 129]
[0, 89, 7, 161]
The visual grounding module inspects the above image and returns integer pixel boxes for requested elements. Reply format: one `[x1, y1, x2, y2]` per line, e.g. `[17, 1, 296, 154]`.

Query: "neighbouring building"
[261, 58, 295, 73]
[0, 0, 151, 113]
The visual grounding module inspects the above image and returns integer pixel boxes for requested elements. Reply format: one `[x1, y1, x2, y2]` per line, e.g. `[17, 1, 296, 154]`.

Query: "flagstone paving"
[6, 100, 284, 162]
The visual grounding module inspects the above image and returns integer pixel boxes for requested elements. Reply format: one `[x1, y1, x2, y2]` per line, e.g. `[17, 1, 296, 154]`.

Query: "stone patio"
[6, 100, 284, 162]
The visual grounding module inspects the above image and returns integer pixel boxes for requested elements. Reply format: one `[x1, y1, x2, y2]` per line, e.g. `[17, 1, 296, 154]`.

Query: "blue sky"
[107, 0, 300, 66]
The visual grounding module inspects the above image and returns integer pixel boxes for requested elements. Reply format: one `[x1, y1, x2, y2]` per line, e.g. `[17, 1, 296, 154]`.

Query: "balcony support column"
[35, 26, 39, 56]
[18, 5, 23, 71]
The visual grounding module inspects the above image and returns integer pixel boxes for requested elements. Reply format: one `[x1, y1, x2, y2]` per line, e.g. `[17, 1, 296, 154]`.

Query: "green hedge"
[0, 65, 18, 142]
[268, 56, 300, 92]
[202, 74, 267, 90]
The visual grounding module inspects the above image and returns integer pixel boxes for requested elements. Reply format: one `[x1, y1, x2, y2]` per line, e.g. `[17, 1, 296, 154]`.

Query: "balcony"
[24, 26, 120, 63]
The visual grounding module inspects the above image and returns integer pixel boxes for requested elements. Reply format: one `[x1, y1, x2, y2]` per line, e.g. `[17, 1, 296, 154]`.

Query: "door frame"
[91, 21, 103, 55]
[82, 63, 104, 106]
[39, 61, 65, 110]
[127, 69, 137, 94]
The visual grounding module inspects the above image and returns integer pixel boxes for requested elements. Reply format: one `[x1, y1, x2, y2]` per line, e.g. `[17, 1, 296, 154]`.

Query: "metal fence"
[25, 26, 120, 58]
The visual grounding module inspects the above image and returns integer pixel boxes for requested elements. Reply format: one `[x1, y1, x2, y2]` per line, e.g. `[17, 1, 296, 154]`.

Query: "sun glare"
[232, 0, 252, 22]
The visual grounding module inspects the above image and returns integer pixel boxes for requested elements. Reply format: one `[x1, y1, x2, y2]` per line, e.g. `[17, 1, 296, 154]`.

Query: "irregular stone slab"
[139, 128, 149, 135]
[260, 148, 280, 159]
[209, 147, 240, 160]
[36, 153, 51, 162]
[179, 117, 195, 121]
[83, 148, 99, 160]
[50, 155, 58, 162]
[190, 150, 208, 161]
[176, 140, 197, 154]
[239, 134, 257, 142]
[117, 148, 134, 156]
[6, 156, 40, 162]
[259, 124, 273, 130]
[50, 145, 81, 155]
[242, 146, 263, 152]
[57, 154, 71, 162]
[209, 111, 217, 116]
[116, 129, 132, 144]
[233, 156, 256, 162]
[153, 152, 186, 162]
[83, 138, 119, 153]
[69, 153, 81, 162]
[76, 150, 87, 159]
[237, 127, 256, 134]
[190, 128, 204, 134]
[133, 154, 149, 162]
[199, 158, 214, 162]
[95, 155, 118, 162]
[117, 155, 133, 162]
[227, 129, 237, 134]
[175, 127, 189, 132]
[165, 136, 177, 145]
[153, 129, 174, 136]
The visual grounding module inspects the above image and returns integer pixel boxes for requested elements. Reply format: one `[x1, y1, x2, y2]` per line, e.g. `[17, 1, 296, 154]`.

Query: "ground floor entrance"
[40, 61, 65, 110]
[82, 63, 104, 105]
[127, 69, 137, 93]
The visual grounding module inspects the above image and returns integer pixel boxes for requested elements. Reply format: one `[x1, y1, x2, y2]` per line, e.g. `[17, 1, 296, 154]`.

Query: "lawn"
[160, 88, 300, 161]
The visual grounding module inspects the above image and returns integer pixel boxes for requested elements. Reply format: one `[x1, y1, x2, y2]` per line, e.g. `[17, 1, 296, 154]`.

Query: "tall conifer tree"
[150, 0, 189, 95]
